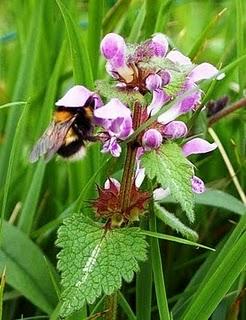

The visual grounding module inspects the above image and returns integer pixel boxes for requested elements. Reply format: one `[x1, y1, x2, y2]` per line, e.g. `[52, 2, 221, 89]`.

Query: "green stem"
[136, 218, 152, 320]
[149, 198, 170, 320]
[105, 293, 118, 320]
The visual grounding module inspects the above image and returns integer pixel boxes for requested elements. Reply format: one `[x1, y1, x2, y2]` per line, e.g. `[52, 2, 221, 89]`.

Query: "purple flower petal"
[147, 89, 170, 115]
[158, 70, 171, 86]
[100, 33, 126, 68]
[189, 63, 219, 83]
[180, 90, 201, 112]
[55, 85, 94, 107]
[153, 187, 171, 201]
[94, 98, 131, 120]
[142, 129, 162, 151]
[162, 121, 188, 139]
[191, 176, 205, 193]
[151, 33, 169, 57]
[145, 74, 162, 91]
[102, 137, 122, 157]
[108, 116, 133, 139]
[182, 138, 217, 157]
[105, 178, 121, 190]
[166, 50, 192, 65]
[158, 90, 201, 124]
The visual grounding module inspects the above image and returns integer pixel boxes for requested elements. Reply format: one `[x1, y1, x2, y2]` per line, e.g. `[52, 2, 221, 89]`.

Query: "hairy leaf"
[57, 214, 147, 317]
[154, 203, 198, 241]
[96, 80, 146, 106]
[142, 143, 194, 222]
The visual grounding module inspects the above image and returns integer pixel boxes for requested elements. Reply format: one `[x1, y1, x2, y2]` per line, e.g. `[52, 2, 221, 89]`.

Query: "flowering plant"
[57, 32, 221, 317]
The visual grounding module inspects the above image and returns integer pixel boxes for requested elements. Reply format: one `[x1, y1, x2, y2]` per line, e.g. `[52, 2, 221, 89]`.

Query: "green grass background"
[0, 0, 245, 319]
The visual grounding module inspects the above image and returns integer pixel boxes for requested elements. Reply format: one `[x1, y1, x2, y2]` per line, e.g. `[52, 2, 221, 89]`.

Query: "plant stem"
[208, 97, 246, 126]
[105, 293, 118, 320]
[119, 102, 142, 211]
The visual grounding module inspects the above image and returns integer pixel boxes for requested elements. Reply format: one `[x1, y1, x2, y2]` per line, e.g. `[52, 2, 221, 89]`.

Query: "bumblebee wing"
[29, 116, 75, 163]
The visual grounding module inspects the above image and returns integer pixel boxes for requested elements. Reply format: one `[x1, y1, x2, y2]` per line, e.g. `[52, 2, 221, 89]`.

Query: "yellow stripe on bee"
[54, 111, 73, 122]
[84, 106, 93, 119]
[64, 128, 78, 145]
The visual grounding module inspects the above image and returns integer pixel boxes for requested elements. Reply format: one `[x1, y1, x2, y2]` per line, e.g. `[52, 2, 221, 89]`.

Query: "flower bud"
[191, 176, 205, 193]
[162, 121, 188, 139]
[100, 33, 126, 69]
[151, 33, 168, 57]
[142, 129, 162, 151]
[158, 70, 171, 86]
[145, 74, 162, 91]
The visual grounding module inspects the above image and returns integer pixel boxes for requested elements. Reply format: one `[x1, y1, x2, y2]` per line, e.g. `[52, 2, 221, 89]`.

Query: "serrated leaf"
[164, 73, 186, 96]
[141, 142, 195, 222]
[96, 80, 146, 106]
[57, 214, 147, 317]
[154, 203, 198, 241]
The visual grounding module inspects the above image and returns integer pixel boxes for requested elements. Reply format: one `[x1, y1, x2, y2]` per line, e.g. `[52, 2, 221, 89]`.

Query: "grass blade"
[103, 0, 131, 35]
[56, 0, 93, 86]
[128, 4, 146, 43]
[181, 231, 246, 320]
[87, 0, 104, 78]
[141, 230, 214, 251]
[0, 221, 59, 314]
[0, 102, 26, 110]
[149, 199, 170, 320]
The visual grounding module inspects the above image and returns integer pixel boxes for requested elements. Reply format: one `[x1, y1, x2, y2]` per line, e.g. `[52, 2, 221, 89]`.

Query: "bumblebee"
[29, 96, 96, 163]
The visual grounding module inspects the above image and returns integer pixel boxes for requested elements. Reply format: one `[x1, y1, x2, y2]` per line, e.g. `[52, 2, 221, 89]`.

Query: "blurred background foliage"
[0, 0, 245, 319]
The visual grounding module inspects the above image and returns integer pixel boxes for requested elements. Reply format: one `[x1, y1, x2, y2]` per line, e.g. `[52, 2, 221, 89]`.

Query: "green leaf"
[164, 73, 187, 97]
[96, 80, 146, 106]
[160, 189, 246, 216]
[0, 221, 59, 314]
[57, 214, 147, 317]
[154, 203, 198, 241]
[142, 143, 195, 222]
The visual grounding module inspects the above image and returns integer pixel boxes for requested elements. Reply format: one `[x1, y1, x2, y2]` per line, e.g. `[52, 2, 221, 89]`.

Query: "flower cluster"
[56, 32, 221, 224]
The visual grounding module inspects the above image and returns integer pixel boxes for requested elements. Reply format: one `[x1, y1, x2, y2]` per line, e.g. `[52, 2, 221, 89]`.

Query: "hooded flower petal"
[100, 33, 126, 69]
[182, 138, 217, 157]
[102, 137, 122, 157]
[153, 187, 171, 201]
[162, 121, 188, 139]
[166, 50, 192, 65]
[189, 63, 219, 83]
[147, 89, 170, 115]
[158, 90, 201, 124]
[145, 74, 162, 91]
[55, 85, 94, 107]
[105, 178, 121, 191]
[142, 129, 162, 151]
[191, 176, 205, 193]
[94, 98, 131, 120]
[151, 33, 169, 57]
